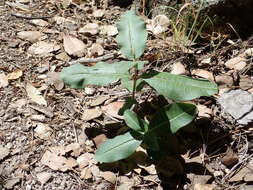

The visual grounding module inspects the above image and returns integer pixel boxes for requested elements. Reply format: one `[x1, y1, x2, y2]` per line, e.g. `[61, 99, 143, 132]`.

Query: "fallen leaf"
[17, 31, 42, 42]
[80, 167, 92, 179]
[30, 19, 49, 27]
[55, 52, 71, 62]
[36, 172, 52, 184]
[221, 147, 238, 167]
[243, 48, 253, 57]
[93, 134, 107, 148]
[0, 73, 9, 88]
[194, 184, 218, 190]
[28, 41, 60, 55]
[79, 23, 99, 35]
[41, 150, 77, 171]
[147, 15, 170, 35]
[3, 178, 21, 189]
[171, 62, 187, 75]
[192, 69, 214, 81]
[101, 101, 124, 119]
[26, 83, 47, 106]
[7, 69, 23, 80]
[47, 72, 64, 90]
[101, 171, 117, 184]
[81, 108, 102, 121]
[93, 9, 105, 18]
[197, 104, 212, 118]
[88, 43, 104, 57]
[63, 35, 86, 57]
[100, 25, 118, 36]
[90, 96, 109, 106]
[0, 145, 10, 160]
[34, 123, 53, 140]
[225, 56, 247, 71]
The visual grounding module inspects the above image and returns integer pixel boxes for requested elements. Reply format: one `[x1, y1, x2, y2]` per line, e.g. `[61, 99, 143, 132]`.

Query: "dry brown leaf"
[0, 145, 10, 160]
[171, 62, 187, 75]
[30, 19, 49, 27]
[194, 184, 218, 190]
[88, 43, 104, 57]
[34, 123, 53, 140]
[192, 69, 214, 81]
[101, 171, 117, 184]
[225, 56, 247, 71]
[36, 172, 52, 184]
[93, 9, 105, 18]
[100, 25, 118, 36]
[93, 134, 107, 148]
[197, 104, 212, 118]
[63, 35, 86, 57]
[28, 41, 60, 55]
[41, 150, 77, 171]
[47, 72, 64, 90]
[81, 108, 102, 121]
[221, 147, 238, 167]
[7, 69, 23, 80]
[17, 31, 42, 42]
[26, 83, 47, 106]
[146, 15, 170, 35]
[101, 101, 124, 119]
[90, 96, 109, 106]
[79, 23, 99, 35]
[80, 167, 92, 179]
[0, 73, 9, 88]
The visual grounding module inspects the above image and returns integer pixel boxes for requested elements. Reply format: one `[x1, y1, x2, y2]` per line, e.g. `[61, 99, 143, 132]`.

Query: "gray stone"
[218, 89, 253, 125]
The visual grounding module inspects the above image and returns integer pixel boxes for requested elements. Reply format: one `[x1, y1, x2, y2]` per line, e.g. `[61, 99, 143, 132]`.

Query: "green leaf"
[148, 103, 197, 134]
[143, 72, 218, 101]
[60, 61, 144, 88]
[123, 109, 147, 132]
[95, 132, 142, 163]
[164, 103, 197, 133]
[116, 10, 148, 60]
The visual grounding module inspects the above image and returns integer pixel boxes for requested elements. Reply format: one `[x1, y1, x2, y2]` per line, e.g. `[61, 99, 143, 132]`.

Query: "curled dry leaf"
[34, 123, 53, 140]
[28, 41, 60, 55]
[0, 73, 9, 88]
[79, 23, 99, 35]
[7, 69, 23, 80]
[26, 83, 47, 106]
[17, 31, 42, 42]
[146, 15, 170, 35]
[63, 35, 86, 57]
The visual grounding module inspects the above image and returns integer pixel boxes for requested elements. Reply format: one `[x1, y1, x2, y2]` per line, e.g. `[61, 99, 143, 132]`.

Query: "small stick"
[69, 53, 116, 65]
[11, 13, 52, 20]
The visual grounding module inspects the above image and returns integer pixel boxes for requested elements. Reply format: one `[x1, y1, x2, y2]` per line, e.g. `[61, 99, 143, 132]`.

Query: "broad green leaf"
[60, 61, 145, 88]
[149, 103, 197, 134]
[143, 72, 218, 101]
[95, 132, 142, 163]
[123, 109, 147, 132]
[121, 78, 145, 92]
[116, 10, 148, 60]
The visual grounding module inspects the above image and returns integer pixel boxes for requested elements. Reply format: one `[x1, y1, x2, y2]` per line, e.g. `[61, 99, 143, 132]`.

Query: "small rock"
[192, 69, 214, 81]
[30, 19, 49, 27]
[28, 41, 60, 56]
[36, 172, 52, 184]
[239, 75, 253, 90]
[171, 62, 187, 75]
[17, 31, 42, 42]
[225, 56, 247, 71]
[88, 43, 104, 56]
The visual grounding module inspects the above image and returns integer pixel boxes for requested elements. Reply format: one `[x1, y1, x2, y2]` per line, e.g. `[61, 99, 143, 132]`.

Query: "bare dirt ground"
[0, 1, 253, 190]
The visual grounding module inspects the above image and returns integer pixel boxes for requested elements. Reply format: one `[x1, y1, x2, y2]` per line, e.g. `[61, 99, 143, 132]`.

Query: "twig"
[11, 13, 52, 20]
[69, 53, 116, 65]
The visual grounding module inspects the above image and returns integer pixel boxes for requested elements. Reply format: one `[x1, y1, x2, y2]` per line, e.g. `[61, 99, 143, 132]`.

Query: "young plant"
[60, 10, 218, 163]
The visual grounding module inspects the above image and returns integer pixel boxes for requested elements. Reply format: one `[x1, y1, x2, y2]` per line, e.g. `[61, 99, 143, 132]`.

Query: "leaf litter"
[0, 0, 253, 189]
